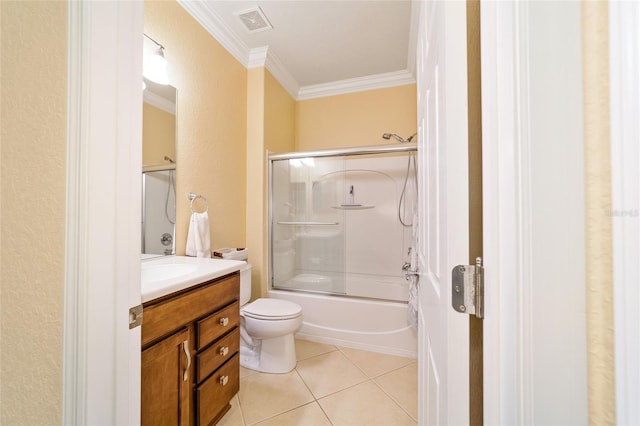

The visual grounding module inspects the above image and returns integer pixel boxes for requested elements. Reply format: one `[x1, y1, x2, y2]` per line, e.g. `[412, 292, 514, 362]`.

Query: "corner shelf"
[331, 205, 375, 210]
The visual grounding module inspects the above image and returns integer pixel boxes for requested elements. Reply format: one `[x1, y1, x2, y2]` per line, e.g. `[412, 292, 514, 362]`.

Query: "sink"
[140, 256, 246, 303]
[142, 263, 198, 284]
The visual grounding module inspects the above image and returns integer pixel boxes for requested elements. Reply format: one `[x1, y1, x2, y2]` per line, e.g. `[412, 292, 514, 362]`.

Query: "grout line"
[293, 367, 317, 400]
[234, 393, 248, 426]
[236, 340, 416, 425]
[314, 399, 335, 426]
[371, 379, 418, 423]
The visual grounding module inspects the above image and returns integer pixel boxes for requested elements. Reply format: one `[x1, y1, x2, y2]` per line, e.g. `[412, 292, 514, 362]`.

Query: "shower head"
[382, 133, 417, 143]
[382, 133, 405, 142]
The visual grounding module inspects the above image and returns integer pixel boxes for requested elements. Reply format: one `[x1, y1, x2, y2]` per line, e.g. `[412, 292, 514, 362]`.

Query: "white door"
[64, 2, 143, 424]
[416, 1, 470, 424]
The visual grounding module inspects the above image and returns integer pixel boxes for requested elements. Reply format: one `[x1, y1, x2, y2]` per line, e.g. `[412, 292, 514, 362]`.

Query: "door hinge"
[129, 304, 143, 329]
[452, 257, 484, 319]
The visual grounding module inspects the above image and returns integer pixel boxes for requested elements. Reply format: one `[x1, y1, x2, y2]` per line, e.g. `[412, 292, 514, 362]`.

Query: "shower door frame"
[267, 143, 418, 297]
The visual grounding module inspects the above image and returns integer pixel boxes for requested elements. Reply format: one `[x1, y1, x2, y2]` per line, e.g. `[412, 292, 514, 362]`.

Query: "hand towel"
[407, 211, 419, 330]
[186, 211, 211, 258]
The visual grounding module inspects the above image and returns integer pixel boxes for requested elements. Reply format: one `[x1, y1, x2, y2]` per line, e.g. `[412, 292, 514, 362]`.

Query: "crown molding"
[177, 0, 250, 67]
[247, 46, 268, 68]
[178, 1, 415, 101]
[296, 70, 416, 101]
[143, 90, 176, 115]
[247, 46, 300, 99]
[264, 50, 300, 99]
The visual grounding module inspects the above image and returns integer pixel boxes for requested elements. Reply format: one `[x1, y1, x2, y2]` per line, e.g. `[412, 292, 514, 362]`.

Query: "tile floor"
[217, 339, 417, 426]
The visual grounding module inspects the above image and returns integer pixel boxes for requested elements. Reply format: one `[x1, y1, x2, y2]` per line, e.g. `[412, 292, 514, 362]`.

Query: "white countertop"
[141, 255, 246, 303]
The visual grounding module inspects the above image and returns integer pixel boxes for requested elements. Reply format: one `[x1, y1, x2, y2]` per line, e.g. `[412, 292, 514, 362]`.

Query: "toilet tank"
[240, 263, 252, 306]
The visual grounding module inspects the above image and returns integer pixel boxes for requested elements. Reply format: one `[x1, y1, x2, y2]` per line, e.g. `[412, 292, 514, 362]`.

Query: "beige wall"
[264, 70, 296, 155]
[296, 84, 417, 151]
[143, 102, 176, 167]
[145, 0, 247, 254]
[246, 68, 267, 298]
[246, 68, 296, 298]
[0, 1, 67, 424]
[582, 1, 615, 423]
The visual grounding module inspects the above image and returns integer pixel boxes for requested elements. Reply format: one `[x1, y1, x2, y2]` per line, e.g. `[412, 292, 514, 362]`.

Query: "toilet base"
[239, 333, 297, 374]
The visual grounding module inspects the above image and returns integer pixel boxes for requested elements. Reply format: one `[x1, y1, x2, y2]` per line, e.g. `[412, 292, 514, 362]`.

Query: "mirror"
[142, 78, 177, 256]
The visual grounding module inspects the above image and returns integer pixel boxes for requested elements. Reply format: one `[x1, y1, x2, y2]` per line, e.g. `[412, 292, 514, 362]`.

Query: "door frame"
[609, 2, 640, 423]
[480, 2, 526, 422]
[481, 1, 589, 423]
[63, 1, 143, 424]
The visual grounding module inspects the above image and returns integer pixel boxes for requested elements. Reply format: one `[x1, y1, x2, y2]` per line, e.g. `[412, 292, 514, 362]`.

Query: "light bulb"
[143, 47, 169, 85]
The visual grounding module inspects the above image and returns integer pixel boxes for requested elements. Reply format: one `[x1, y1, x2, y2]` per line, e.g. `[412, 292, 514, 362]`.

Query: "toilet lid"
[242, 298, 302, 320]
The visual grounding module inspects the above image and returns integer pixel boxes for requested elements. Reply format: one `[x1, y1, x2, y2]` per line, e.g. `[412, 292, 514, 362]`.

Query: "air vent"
[235, 6, 273, 33]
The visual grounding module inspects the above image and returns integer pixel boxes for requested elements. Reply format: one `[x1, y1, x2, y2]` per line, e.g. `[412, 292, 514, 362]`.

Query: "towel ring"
[188, 192, 208, 213]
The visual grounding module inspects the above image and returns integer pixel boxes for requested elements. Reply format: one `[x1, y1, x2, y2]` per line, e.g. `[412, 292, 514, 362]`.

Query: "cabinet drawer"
[197, 328, 239, 383]
[142, 274, 239, 347]
[197, 354, 240, 426]
[196, 301, 239, 350]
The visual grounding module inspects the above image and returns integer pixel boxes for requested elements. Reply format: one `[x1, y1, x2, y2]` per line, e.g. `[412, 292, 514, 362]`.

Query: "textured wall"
[296, 84, 417, 151]
[582, 1, 616, 423]
[146, 0, 247, 253]
[246, 68, 296, 298]
[264, 71, 296, 155]
[0, 1, 67, 423]
[246, 68, 267, 298]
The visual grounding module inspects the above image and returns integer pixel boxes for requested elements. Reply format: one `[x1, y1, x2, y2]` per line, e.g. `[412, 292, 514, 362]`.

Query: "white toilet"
[239, 263, 302, 373]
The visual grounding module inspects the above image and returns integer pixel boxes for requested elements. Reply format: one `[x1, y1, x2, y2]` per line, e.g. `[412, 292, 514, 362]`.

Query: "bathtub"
[268, 289, 417, 358]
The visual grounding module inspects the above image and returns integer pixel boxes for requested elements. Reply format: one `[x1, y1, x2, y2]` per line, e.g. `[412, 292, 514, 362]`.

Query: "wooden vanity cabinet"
[141, 272, 240, 426]
[142, 327, 191, 426]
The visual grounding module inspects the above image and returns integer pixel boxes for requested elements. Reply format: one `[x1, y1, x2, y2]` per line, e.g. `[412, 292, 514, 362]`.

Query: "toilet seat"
[242, 298, 302, 320]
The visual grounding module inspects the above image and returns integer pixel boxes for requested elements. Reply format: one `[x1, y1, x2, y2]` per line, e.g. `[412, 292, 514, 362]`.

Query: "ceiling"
[178, 1, 418, 100]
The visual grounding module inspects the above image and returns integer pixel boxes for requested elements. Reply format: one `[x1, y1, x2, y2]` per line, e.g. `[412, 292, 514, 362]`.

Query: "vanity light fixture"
[143, 34, 169, 85]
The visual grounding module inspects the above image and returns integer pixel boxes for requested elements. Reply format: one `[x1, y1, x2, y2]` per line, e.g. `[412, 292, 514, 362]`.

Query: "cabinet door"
[142, 328, 191, 426]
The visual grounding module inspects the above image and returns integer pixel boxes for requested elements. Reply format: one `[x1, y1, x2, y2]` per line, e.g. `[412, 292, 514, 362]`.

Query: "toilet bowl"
[238, 263, 303, 373]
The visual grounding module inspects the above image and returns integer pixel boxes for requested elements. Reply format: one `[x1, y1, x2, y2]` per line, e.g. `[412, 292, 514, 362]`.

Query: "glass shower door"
[271, 156, 346, 294]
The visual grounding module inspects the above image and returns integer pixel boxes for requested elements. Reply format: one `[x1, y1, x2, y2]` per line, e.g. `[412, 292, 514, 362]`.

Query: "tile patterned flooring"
[218, 339, 417, 426]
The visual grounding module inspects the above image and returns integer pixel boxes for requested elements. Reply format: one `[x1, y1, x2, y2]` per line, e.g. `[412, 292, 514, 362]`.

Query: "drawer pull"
[183, 340, 191, 382]
[219, 346, 229, 357]
[219, 375, 229, 386]
[219, 317, 229, 327]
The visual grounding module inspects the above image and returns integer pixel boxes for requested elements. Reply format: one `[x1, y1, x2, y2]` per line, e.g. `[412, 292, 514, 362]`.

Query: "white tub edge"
[269, 289, 417, 358]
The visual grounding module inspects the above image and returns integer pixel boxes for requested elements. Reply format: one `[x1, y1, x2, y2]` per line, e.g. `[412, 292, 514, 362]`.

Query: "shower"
[382, 132, 417, 143]
[268, 143, 418, 356]
[382, 133, 418, 227]
[164, 170, 176, 225]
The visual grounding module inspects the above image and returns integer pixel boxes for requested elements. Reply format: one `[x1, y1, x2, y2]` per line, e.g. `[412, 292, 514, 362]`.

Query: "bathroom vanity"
[141, 256, 244, 426]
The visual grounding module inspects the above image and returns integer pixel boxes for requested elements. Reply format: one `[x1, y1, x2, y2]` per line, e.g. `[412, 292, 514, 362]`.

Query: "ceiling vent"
[235, 6, 273, 34]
